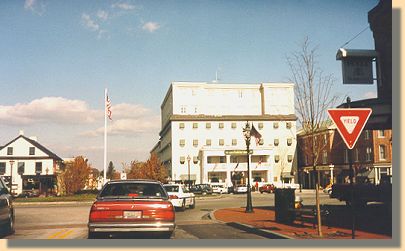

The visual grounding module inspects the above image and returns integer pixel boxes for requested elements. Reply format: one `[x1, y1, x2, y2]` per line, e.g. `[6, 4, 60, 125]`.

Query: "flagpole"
[104, 88, 108, 185]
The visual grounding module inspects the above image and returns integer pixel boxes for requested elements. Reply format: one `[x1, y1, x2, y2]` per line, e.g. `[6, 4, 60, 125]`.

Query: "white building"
[0, 131, 63, 196]
[152, 82, 297, 188]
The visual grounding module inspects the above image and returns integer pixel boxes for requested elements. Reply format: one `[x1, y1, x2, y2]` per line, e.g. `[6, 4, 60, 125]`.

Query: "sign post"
[328, 98, 372, 239]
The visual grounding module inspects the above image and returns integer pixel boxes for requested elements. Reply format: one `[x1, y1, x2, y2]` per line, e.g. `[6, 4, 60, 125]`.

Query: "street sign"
[327, 108, 372, 149]
[224, 149, 253, 155]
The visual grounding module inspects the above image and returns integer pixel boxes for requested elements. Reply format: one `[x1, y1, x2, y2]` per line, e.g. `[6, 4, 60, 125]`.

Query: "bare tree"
[287, 37, 338, 237]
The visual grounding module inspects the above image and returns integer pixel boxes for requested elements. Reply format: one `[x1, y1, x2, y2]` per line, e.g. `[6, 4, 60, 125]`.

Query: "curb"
[209, 210, 294, 239]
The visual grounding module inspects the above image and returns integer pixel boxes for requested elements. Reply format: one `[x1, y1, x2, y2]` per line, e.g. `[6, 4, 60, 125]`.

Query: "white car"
[235, 185, 248, 193]
[211, 184, 227, 194]
[163, 184, 195, 211]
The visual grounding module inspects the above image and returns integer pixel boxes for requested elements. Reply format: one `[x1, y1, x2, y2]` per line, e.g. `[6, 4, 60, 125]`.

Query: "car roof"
[106, 179, 161, 184]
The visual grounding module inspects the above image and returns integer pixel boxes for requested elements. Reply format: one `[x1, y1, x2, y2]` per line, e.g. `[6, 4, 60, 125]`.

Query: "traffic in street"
[4, 191, 342, 239]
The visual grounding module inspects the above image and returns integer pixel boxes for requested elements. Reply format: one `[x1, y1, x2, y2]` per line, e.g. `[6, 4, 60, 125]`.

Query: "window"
[258, 138, 264, 145]
[258, 123, 263, 129]
[288, 155, 293, 163]
[232, 139, 237, 146]
[366, 147, 372, 161]
[379, 145, 387, 160]
[273, 122, 279, 129]
[35, 162, 42, 174]
[194, 107, 198, 113]
[0, 162, 5, 175]
[29, 147, 35, 155]
[206, 123, 211, 129]
[193, 156, 198, 164]
[365, 130, 371, 140]
[322, 151, 327, 164]
[180, 156, 185, 164]
[274, 139, 279, 146]
[323, 134, 328, 145]
[344, 149, 349, 163]
[378, 130, 385, 138]
[17, 162, 25, 174]
[219, 139, 224, 146]
[180, 106, 186, 113]
[274, 155, 280, 163]
[219, 123, 224, 129]
[7, 147, 13, 155]
[207, 156, 226, 164]
[193, 123, 198, 129]
[193, 139, 198, 147]
[206, 139, 211, 146]
[305, 155, 309, 165]
[179, 139, 185, 147]
[287, 138, 292, 146]
[286, 122, 292, 129]
[179, 123, 185, 129]
[231, 122, 237, 129]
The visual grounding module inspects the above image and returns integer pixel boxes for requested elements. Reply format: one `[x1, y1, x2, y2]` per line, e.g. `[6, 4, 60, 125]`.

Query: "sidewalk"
[212, 207, 391, 239]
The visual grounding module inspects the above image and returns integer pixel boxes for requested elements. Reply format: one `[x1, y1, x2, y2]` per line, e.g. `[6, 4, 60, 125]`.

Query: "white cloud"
[24, 0, 46, 15]
[81, 13, 100, 31]
[112, 2, 137, 10]
[363, 91, 377, 99]
[97, 10, 109, 21]
[0, 97, 99, 126]
[142, 22, 161, 33]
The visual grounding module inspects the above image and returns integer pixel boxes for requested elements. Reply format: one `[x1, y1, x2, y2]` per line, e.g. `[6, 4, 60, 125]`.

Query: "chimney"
[19, 130, 24, 136]
[29, 136, 38, 141]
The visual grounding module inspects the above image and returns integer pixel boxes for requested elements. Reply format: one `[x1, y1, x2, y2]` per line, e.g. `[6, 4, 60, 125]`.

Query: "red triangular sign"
[327, 108, 372, 149]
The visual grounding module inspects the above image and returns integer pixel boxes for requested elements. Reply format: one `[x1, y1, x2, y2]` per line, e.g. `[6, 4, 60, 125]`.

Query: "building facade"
[298, 123, 392, 189]
[0, 131, 63, 196]
[152, 82, 297, 188]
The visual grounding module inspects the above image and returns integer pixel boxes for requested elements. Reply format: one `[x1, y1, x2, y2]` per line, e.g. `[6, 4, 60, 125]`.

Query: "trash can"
[274, 188, 295, 223]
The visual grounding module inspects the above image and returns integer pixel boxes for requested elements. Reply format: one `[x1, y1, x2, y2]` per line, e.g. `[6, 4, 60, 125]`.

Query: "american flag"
[250, 124, 262, 145]
[106, 94, 112, 120]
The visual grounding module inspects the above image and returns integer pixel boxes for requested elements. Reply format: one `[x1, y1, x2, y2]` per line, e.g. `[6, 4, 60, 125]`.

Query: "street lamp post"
[9, 160, 15, 195]
[243, 121, 254, 213]
[187, 155, 191, 190]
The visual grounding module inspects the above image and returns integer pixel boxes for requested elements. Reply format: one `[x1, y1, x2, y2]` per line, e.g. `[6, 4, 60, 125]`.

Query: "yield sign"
[327, 108, 372, 149]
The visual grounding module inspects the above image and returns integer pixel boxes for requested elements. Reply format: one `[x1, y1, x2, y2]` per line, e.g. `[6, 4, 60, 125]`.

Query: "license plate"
[123, 211, 142, 219]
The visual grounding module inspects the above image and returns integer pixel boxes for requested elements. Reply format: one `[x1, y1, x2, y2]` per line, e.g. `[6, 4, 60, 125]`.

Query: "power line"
[340, 25, 370, 48]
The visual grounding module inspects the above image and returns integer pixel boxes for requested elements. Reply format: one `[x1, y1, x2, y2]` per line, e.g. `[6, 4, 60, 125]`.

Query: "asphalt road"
[4, 190, 342, 239]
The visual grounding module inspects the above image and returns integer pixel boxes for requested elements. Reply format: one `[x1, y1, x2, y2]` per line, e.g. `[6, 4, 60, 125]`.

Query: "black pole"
[245, 122, 253, 213]
[347, 96, 356, 239]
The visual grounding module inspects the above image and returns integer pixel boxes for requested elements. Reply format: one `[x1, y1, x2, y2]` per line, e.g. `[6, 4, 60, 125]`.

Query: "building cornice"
[159, 114, 297, 137]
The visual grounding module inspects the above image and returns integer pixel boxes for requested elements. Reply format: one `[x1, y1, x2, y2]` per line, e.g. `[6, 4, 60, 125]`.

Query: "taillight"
[169, 195, 178, 199]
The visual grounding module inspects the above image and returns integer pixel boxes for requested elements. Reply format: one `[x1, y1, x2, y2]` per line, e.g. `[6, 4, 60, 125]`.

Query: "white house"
[152, 82, 297, 188]
[0, 131, 63, 196]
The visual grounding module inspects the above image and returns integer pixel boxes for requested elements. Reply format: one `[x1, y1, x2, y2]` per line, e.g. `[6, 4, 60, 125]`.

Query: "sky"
[0, 0, 379, 171]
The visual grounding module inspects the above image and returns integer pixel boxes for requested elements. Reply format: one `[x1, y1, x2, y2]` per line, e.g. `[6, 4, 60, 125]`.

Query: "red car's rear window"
[99, 182, 168, 199]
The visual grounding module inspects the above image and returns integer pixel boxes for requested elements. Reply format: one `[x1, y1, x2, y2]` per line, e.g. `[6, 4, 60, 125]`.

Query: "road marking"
[48, 229, 68, 239]
[57, 229, 74, 239]
[47, 229, 74, 239]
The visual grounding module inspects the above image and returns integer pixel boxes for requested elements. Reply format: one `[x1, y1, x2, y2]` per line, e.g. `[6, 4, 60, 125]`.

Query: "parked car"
[259, 184, 276, 194]
[234, 185, 248, 193]
[163, 184, 195, 211]
[17, 190, 40, 198]
[190, 184, 213, 195]
[211, 184, 228, 194]
[0, 177, 15, 235]
[88, 179, 175, 239]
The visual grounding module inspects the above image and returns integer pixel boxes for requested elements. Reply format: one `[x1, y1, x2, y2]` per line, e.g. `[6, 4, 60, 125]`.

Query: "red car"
[259, 184, 276, 194]
[88, 179, 175, 239]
